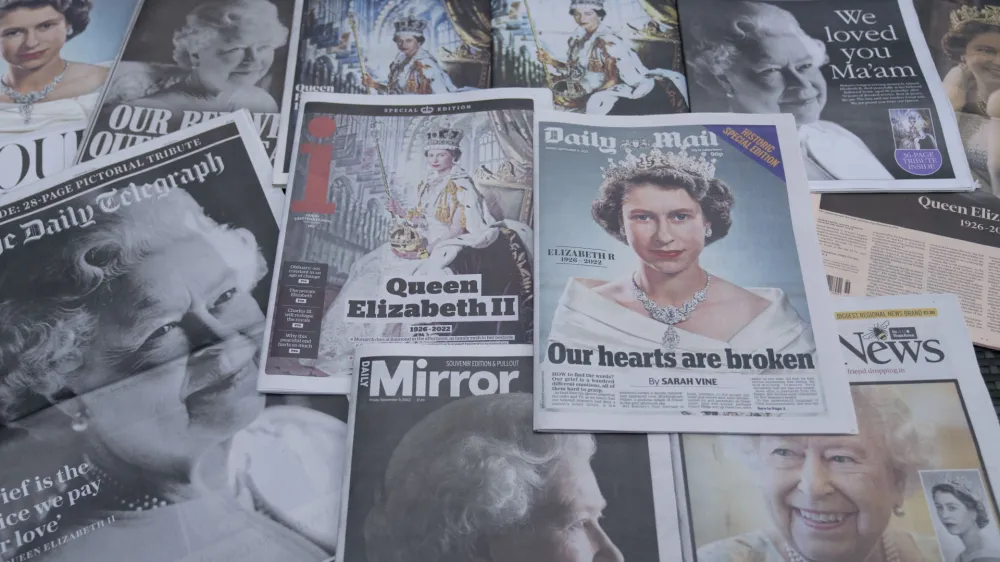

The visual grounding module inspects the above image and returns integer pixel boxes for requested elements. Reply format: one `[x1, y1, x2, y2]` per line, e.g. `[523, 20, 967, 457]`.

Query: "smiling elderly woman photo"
[697, 385, 939, 562]
[684, 0, 891, 181]
[108, 0, 289, 113]
[0, 186, 342, 561]
[364, 392, 624, 562]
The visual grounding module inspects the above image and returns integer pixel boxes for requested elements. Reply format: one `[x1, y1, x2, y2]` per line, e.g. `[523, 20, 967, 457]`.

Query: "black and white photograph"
[0, 115, 348, 561]
[891, 108, 939, 149]
[80, 0, 299, 161]
[491, 0, 688, 115]
[921, 469, 1000, 562]
[340, 345, 673, 562]
[261, 91, 547, 394]
[678, 0, 971, 190]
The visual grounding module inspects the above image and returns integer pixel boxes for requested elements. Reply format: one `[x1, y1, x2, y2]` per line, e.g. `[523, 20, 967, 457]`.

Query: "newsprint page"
[0, 113, 350, 562]
[533, 111, 857, 434]
[815, 190, 1000, 350]
[260, 89, 551, 395]
[675, 294, 1000, 562]
[339, 344, 680, 562]
[78, 0, 304, 165]
[677, 0, 973, 193]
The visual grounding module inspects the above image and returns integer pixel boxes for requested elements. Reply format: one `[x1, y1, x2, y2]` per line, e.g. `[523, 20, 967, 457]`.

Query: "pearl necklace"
[85, 463, 171, 513]
[632, 272, 711, 351]
[784, 535, 899, 562]
[0, 61, 68, 124]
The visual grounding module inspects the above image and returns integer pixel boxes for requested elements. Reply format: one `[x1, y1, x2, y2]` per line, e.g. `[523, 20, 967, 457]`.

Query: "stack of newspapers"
[2, 0, 1000, 561]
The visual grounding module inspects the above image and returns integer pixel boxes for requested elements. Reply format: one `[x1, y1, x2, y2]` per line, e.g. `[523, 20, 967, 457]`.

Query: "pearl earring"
[70, 410, 88, 432]
[893, 505, 905, 517]
[705, 225, 713, 238]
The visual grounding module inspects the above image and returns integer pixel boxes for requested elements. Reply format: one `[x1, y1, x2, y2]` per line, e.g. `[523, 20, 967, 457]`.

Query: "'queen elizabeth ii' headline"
[344, 274, 518, 323]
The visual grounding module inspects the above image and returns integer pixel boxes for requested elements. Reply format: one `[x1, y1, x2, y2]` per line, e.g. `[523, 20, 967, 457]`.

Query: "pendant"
[18, 103, 31, 125]
[662, 325, 680, 351]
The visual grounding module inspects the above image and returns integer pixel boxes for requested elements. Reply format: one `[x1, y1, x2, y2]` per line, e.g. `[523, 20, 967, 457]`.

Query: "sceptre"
[348, 7, 375, 94]
[521, 0, 554, 88]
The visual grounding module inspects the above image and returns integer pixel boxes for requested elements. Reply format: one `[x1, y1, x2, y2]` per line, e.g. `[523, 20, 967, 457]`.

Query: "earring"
[705, 225, 713, 238]
[619, 225, 626, 238]
[893, 505, 905, 517]
[70, 410, 88, 432]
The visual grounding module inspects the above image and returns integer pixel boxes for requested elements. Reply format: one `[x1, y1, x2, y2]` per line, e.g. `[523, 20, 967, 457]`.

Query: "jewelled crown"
[394, 14, 428, 36]
[570, 0, 605, 9]
[939, 474, 983, 503]
[950, 5, 1000, 28]
[425, 127, 463, 151]
[601, 147, 717, 183]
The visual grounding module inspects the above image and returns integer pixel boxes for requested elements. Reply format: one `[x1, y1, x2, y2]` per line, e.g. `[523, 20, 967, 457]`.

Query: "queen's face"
[755, 427, 902, 562]
[571, 8, 601, 33]
[621, 183, 707, 277]
[0, 6, 68, 71]
[426, 149, 455, 173]
[728, 32, 826, 125]
[934, 491, 978, 536]
[964, 32, 1000, 86]
[74, 234, 265, 475]
[485, 458, 623, 562]
[191, 27, 277, 90]
[395, 35, 420, 57]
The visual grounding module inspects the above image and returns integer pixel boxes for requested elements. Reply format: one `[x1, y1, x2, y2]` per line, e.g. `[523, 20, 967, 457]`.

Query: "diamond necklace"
[631, 272, 711, 351]
[1, 61, 68, 125]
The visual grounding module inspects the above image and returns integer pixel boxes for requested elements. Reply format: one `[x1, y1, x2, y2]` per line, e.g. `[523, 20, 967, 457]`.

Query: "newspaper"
[339, 344, 680, 562]
[0, 0, 142, 193]
[914, 0, 1000, 194]
[272, 0, 491, 185]
[259, 89, 551, 395]
[815, 190, 1000, 350]
[677, 0, 973, 192]
[674, 294, 1000, 562]
[77, 0, 303, 168]
[533, 110, 857, 434]
[0, 113, 347, 562]
[490, 0, 689, 115]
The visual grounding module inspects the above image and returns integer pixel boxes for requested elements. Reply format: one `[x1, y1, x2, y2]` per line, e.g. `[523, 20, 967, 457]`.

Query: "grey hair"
[686, 1, 828, 90]
[0, 188, 268, 424]
[172, 0, 289, 69]
[364, 393, 597, 562]
[724, 385, 935, 498]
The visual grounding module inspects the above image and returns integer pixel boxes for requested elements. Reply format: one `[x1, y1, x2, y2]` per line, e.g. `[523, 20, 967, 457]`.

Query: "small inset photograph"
[921, 468, 1000, 562]
[890, 108, 939, 150]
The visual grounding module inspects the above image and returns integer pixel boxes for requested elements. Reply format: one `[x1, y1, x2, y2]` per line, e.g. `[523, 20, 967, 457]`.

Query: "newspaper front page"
[259, 89, 550, 395]
[0, 0, 142, 193]
[0, 113, 347, 562]
[677, 0, 973, 192]
[339, 344, 680, 562]
[534, 111, 857, 434]
[490, 0, 689, 115]
[675, 294, 1000, 562]
[78, 0, 303, 166]
[272, 0, 491, 185]
[815, 190, 1000, 350]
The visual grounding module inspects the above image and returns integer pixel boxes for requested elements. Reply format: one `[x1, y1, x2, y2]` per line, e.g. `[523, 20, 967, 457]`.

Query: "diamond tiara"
[950, 5, 1000, 28]
[601, 148, 717, 183]
[570, 0, 605, 9]
[940, 474, 982, 502]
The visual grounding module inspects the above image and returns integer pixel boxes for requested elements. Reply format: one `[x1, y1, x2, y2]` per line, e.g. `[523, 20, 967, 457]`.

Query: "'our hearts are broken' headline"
[547, 342, 816, 373]
[344, 274, 518, 323]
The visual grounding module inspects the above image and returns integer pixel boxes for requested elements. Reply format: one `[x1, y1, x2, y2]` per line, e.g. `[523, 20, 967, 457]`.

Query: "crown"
[601, 147, 717, 183]
[425, 127, 463, 151]
[950, 5, 1000, 28]
[571, 0, 605, 9]
[394, 13, 427, 36]
[939, 474, 983, 503]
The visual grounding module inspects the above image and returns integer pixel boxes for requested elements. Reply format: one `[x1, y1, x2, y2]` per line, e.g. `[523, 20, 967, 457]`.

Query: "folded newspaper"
[0, 112, 348, 562]
[533, 110, 857, 434]
[677, 0, 973, 193]
[675, 294, 1000, 562]
[339, 344, 680, 562]
[259, 89, 551, 395]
